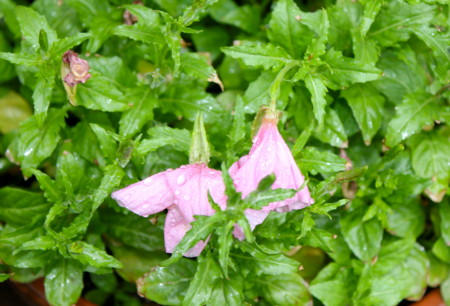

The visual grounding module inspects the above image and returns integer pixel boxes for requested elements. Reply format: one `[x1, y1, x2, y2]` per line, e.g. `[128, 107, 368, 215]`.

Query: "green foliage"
[0, 0, 448, 305]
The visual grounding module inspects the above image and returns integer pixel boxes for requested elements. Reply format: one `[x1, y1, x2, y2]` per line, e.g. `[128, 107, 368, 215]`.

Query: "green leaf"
[44, 258, 83, 306]
[29, 169, 62, 203]
[433, 237, 450, 264]
[183, 254, 221, 306]
[137, 258, 196, 305]
[102, 210, 164, 252]
[304, 9, 329, 60]
[305, 74, 328, 125]
[243, 70, 292, 114]
[0, 89, 32, 133]
[50, 33, 92, 57]
[414, 25, 450, 68]
[410, 133, 450, 180]
[92, 164, 124, 211]
[340, 207, 383, 261]
[427, 251, 449, 287]
[359, 0, 383, 36]
[181, 53, 222, 89]
[90, 123, 117, 160]
[0, 52, 42, 65]
[310, 263, 357, 306]
[367, 241, 429, 304]
[267, 0, 315, 59]
[210, 0, 260, 33]
[189, 112, 210, 164]
[0, 187, 50, 226]
[16, 108, 66, 171]
[180, 0, 219, 26]
[0, 274, 9, 282]
[163, 214, 220, 266]
[314, 107, 347, 148]
[120, 5, 160, 26]
[298, 147, 346, 175]
[323, 49, 381, 89]
[385, 94, 438, 147]
[440, 202, 450, 245]
[386, 198, 425, 239]
[234, 243, 299, 276]
[15, 6, 58, 52]
[222, 43, 292, 70]
[368, 0, 436, 47]
[14, 235, 55, 254]
[208, 275, 244, 305]
[257, 273, 311, 306]
[33, 67, 56, 126]
[76, 75, 129, 112]
[112, 24, 164, 45]
[68, 241, 122, 269]
[136, 126, 191, 156]
[341, 83, 385, 144]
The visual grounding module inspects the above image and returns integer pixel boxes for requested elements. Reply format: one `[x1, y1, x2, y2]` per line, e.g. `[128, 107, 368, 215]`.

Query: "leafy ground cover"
[0, 0, 449, 305]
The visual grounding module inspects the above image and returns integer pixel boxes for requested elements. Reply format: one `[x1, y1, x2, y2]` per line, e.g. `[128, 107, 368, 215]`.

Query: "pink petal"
[164, 205, 207, 257]
[165, 164, 227, 222]
[233, 209, 270, 240]
[229, 118, 313, 230]
[111, 171, 174, 217]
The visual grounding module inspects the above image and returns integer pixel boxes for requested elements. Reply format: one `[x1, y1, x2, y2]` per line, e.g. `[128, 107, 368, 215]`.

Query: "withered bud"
[62, 50, 91, 87]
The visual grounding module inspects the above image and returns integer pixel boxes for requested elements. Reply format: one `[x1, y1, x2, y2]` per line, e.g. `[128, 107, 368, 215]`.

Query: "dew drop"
[208, 171, 216, 175]
[183, 195, 191, 201]
[175, 190, 181, 195]
[143, 177, 153, 186]
[177, 175, 187, 185]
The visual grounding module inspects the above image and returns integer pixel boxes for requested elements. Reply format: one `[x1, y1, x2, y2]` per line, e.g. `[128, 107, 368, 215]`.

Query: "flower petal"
[164, 205, 206, 257]
[111, 171, 174, 217]
[233, 209, 270, 240]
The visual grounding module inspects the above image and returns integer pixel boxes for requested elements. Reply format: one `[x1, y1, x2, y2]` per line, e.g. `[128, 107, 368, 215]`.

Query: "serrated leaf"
[411, 133, 450, 180]
[341, 83, 385, 143]
[68, 241, 122, 269]
[163, 214, 220, 266]
[181, 0, 219, 26]
[33, 67, 56, 126]
[298, 147, 346, 175]
[181, 52, 223, 89]
[209, 0, 260, 33]
[112, 24, 164, 45]
[137, 258, 197, 305]
[234, 243, 299, 275]
[340, 206, 383, 261]
[222, 43, 292, 70]
[76, 75, 129, 112]
[183, 254, 221, 306]
[16, 108, 65, 170]
[44, 258, 83, 306]
[359, 0, 383, 36]
[267, 0, 315, 59]
[15, 6, 58, 52]
[0, 187, 50, 226]
[305, 74, 328, 124]
[0, 52, 42, 65]
[385, 94, 438, 147]
[323, 49, 381, 89]
[136, 126, 191, 156]
[414, 25, 450, 68]
[257, 273, 311, 306]
[50, 33, 92, 57]
[102, 210, 164, 252]
[92, 164, 124, 211]
[368, 0, 436, 47]
[14, 235, 55, 254]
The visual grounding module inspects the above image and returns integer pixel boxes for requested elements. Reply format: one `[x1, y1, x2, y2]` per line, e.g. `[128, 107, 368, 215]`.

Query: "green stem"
[269, 61, 300, 111]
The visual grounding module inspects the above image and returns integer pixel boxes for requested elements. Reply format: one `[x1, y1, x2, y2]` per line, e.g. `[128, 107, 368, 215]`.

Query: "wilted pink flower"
[230, 116, 313, 239]
[62, 50, 91, 87]
[111, 163, 226, 257]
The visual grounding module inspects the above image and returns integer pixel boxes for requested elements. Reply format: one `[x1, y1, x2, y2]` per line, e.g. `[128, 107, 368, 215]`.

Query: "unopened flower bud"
[62, 50, 91, 87]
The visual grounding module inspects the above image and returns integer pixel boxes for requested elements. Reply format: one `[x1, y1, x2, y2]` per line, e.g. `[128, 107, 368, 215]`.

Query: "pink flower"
[230, 116, 313, 239]
[62, 50, 92, 87]
[111, 163, 227, 257]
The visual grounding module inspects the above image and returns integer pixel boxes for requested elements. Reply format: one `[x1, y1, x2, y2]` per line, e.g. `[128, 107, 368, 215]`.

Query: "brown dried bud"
[62, 50, 91, 87]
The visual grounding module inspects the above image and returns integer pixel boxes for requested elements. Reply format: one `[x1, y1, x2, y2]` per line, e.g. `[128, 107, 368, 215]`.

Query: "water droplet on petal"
[143, 177, 153, 185]
[177, 175, 186, 185]
[208, 171, 216, 175]
[183, 195, 191, 201]
[175, 190, 181, 195]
